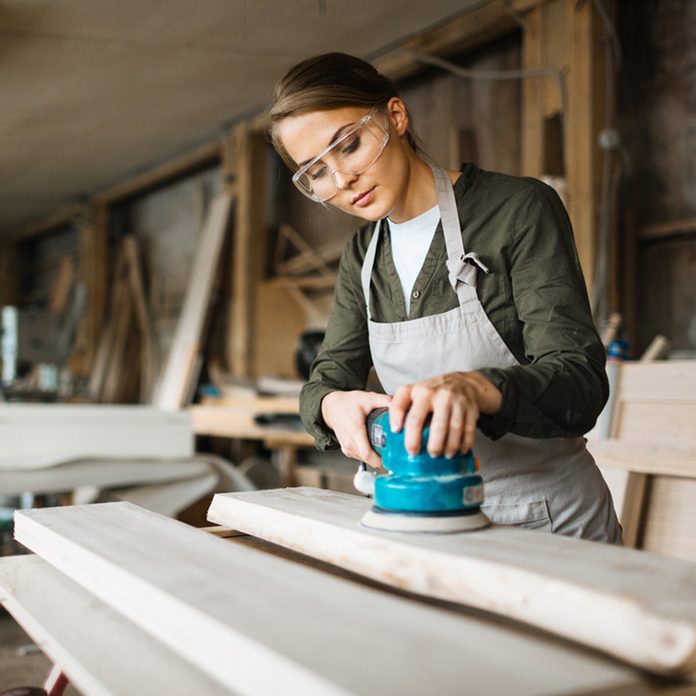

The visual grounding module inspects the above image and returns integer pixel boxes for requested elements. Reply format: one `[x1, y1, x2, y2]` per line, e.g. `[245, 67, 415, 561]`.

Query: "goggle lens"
[292, 112, 389, 202]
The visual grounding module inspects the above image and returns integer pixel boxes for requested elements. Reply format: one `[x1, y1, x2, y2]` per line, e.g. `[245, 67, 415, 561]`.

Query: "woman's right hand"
[321, 390, 392, 468]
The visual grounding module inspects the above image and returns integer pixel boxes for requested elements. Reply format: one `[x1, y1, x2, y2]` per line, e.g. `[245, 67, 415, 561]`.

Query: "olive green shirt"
[300, 163, 608, 450]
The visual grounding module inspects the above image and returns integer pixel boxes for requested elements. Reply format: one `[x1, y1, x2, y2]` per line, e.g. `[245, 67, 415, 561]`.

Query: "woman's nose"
[333, 170, 358, 190]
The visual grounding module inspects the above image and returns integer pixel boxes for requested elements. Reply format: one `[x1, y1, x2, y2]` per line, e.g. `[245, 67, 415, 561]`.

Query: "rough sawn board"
[14, 502, 645, 696]
[207, 487, 696, 676]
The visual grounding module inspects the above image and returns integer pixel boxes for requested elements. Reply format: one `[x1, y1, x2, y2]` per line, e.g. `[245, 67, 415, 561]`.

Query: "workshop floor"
[0, 612, 80, 695]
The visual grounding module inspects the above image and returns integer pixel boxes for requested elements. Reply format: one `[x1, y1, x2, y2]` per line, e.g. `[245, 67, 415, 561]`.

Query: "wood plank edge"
[207, 491, 696, 676]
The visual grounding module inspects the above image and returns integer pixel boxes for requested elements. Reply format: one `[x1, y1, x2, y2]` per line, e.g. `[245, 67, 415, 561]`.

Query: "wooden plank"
[190, 404, 313, 446]
[566, 0, 601, 291]
[373, 0, 542, 82]
[80, 204, 108, 371]
[588, 440, 696, 479]
[123, 235, 158, 402]
[521, 5, 544, 177]
[640, 216, 696, 241]
[0, 459, 209, 497]
[93, 141, 221, 206]
[153, 193, 232, 410]
[101, 274, 133, 404]
[615, 402, 696, 448]
[14, 501, 649, 696]
[0, 555, 230, 696]
[13, 202, 87, 241]
[49, 255, 74, 314]
[642, 477, 696, 561]
[0, 404, 193, 467]
[0, 238, 18, 305]
[617, 361, 696, 403]
[208, 487, 696, 676]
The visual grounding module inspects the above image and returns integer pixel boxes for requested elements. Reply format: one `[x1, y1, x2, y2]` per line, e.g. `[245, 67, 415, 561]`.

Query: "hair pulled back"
[269, 52, 417, 167]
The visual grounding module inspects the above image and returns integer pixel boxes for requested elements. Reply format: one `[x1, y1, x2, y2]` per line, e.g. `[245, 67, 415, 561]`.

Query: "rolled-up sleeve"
[477, 181, 608, 439]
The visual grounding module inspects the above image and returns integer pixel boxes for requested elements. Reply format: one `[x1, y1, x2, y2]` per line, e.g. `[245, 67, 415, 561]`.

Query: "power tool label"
[371, 423, 387, 448]
[463, 484, 483, 506]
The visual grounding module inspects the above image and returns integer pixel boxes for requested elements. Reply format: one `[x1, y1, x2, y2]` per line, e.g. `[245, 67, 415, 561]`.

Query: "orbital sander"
[354, 407, 490, 533]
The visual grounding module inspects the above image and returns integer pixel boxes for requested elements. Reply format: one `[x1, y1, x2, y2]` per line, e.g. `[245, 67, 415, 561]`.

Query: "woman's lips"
[352, 187, 375, 207]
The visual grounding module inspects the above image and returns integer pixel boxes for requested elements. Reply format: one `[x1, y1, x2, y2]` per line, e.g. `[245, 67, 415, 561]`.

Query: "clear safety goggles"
[291, 109, 390, 202]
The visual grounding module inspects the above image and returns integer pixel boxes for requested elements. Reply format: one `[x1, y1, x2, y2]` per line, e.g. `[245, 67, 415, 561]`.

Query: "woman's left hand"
[389, 371, 502, 457]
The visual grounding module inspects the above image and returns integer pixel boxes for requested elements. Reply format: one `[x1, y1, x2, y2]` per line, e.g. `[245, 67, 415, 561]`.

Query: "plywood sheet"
[14, 502, 646, 696]
[208, 487, 696, 676]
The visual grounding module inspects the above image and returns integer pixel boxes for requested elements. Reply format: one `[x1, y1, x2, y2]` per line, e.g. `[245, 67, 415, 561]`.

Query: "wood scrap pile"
[88, 235, 157, 404]
[90, 192, 233, 407]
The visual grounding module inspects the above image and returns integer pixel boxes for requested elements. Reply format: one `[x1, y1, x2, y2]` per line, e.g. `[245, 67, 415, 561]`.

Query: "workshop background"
[1, 1, 695, 694]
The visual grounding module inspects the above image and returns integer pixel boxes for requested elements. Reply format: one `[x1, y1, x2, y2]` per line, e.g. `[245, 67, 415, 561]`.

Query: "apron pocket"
[482, 499, 552, 531]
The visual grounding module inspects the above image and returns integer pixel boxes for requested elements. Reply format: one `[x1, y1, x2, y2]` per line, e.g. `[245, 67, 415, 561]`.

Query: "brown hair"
[269, 52, 418, 168]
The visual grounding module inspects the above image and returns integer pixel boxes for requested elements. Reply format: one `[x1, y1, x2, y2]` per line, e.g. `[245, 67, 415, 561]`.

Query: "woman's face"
[276, 99, 411, 221]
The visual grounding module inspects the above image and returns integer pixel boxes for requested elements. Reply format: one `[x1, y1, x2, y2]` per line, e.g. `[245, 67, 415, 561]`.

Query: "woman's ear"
[386, 97, 409, 137]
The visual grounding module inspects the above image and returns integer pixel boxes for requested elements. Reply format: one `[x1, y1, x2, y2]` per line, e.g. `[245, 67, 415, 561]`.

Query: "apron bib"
[360, 165, 621, 544]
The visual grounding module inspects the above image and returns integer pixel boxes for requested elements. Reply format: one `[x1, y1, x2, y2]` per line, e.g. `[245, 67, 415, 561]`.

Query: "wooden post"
[520, 0, 613, 299]
[565, 0, 611, 295]
[79, 204, 108, 371]
[521, 6, 544, 178]
[228, 124, 267, 379]
[0, 239, 18, 306]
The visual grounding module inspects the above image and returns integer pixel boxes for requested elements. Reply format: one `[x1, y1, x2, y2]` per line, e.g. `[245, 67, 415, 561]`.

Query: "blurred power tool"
[354, 407, 490, 533]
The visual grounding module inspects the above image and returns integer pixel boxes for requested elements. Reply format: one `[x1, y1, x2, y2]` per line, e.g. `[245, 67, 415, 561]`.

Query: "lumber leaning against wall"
[152, 193, 232, 410]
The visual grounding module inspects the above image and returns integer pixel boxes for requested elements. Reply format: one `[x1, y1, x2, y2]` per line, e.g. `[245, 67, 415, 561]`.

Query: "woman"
[270, 52, 621, 544]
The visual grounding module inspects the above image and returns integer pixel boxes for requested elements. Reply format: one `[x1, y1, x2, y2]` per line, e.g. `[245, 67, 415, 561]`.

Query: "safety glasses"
[291, 109, 389, 202]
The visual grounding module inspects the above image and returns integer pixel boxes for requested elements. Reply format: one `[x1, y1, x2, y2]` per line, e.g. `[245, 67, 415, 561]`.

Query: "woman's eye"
[341, 135, 361, 156]
[308, 165, 328, 181]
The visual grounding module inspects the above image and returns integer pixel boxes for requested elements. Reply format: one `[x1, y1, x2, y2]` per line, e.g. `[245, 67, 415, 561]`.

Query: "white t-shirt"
[387, 204, 440, 314]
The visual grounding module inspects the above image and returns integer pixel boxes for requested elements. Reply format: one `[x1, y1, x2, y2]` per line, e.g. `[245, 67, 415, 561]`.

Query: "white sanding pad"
[360, 508, 490, 534]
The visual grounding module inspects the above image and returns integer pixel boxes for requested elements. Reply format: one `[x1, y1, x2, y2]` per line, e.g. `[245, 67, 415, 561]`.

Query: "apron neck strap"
[360, 165, 487, 317]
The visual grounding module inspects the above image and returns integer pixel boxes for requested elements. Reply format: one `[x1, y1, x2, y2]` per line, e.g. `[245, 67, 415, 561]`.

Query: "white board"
[0, 404, 193, 468]
[0, 555, 230, 696]
[14, 502, 645, 696]
[0, 458, 209, 496]
[207, 487, 696, 676]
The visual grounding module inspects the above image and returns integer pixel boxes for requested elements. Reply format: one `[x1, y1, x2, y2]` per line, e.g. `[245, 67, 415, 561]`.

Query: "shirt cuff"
[299, 384, 340, 451]
[475, 367, 518, 440]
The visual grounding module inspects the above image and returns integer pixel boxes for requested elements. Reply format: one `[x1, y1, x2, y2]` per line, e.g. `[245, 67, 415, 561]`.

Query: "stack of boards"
[2, 488, 696, 695]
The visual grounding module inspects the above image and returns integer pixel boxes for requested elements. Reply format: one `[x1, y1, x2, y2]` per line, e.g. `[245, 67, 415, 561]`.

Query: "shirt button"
[412, 290, 421, 300]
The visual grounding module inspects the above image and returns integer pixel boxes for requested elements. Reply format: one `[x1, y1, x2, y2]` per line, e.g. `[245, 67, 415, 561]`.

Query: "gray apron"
[360, 165, 622, 544]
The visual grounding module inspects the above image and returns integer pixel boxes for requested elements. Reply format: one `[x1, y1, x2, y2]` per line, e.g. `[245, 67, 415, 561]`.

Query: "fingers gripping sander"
[355, 407, 490, 533]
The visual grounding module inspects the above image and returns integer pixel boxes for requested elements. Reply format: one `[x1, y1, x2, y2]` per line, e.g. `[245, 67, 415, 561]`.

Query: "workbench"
[2, 489, 696, 695]
[190, 395, 314, 485]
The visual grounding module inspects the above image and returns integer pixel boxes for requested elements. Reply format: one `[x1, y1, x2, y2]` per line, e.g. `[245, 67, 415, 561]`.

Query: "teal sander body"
[359, 407, 490, 533]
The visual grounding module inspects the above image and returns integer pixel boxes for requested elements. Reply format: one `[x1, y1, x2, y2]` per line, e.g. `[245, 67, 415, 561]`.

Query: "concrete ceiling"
[0, 0, 482, 235]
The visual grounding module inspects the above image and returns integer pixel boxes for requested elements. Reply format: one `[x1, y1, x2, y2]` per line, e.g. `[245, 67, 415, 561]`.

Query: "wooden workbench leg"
[44, 664, 69, 696]
[272, 445, 298, 487]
